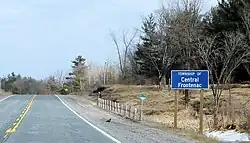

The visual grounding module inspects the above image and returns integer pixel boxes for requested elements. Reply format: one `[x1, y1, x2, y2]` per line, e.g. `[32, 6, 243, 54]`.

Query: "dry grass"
[99, 84, 250, 134]
[158, 126, 219, 143]
[0, 90, 11, 96]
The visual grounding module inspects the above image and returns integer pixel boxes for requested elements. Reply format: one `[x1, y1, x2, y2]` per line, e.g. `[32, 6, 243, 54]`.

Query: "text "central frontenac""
[178, 76, 202, 88]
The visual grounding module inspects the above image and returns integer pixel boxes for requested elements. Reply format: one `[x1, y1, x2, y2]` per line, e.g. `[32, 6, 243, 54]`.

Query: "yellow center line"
[5, 95, 36, 134]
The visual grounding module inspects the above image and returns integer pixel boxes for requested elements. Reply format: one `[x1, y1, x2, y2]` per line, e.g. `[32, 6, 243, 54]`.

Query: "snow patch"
[204, 130, 250, 142]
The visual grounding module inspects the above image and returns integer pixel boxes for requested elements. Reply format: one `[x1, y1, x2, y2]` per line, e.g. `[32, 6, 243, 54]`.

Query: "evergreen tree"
[206, 0, 250, 37]
[66, 55, 87, 93]
[134, 14, 164, 83]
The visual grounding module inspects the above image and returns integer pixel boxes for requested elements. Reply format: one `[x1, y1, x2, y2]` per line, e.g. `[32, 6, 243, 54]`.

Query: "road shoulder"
[60, 95, 196, 143]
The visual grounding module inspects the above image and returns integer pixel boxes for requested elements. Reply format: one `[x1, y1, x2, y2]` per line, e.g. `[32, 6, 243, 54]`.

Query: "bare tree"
[43, 76, 58, 95]
[166, 0, 203, 106]
[86, 60, 117, 88]
[110, 30, 138, 82]
[54, 70, 66, 87]
[86, 62, 101, 88]
[197, 32, 250, 128]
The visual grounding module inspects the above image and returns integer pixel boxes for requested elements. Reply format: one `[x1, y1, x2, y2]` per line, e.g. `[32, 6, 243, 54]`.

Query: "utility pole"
[103, 61, 108, 85]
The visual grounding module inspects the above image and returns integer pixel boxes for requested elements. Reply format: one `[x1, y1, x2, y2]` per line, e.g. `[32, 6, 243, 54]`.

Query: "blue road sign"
[171, 70, 209, 90]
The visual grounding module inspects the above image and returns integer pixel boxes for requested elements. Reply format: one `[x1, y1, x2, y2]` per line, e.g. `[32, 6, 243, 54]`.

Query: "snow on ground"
[204, 130, 250, 142]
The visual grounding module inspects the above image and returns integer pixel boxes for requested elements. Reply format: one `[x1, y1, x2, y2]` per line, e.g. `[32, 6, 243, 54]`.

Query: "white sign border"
[170, 70, 210, 90]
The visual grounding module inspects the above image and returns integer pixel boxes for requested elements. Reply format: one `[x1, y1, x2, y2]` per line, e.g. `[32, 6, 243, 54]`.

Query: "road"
[0, 95, 119, 143]
[0, 95, 193, 143]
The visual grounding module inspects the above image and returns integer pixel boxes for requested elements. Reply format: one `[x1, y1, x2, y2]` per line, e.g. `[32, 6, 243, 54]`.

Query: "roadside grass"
[75, 94, 219, 143]
[0, 90, 12, 96]
[85, 84, 250, 141]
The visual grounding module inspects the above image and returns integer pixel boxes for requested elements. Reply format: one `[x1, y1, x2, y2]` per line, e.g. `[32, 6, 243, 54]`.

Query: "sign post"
[199, 89, 204, 134]
[139, 93, 146, 121]
[171, 70, 209, 133]
[64, 88, 69, 95]
[174, 90, 178, 128]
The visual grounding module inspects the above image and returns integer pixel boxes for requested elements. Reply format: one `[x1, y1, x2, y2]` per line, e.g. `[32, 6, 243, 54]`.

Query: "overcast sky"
[0, 0, 217, 79]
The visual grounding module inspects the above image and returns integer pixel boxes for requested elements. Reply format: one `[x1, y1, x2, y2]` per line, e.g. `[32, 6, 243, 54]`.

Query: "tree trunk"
[167, 75, 171, 91]
[158, 75, 163, 89]
[213, 105, 219, 129]
[158, 76, 166, 89]
[158, 80, 162, 89]
[163, 76, 166, 84]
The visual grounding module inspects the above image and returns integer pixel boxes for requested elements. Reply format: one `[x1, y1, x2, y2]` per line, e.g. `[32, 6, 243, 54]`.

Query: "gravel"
[59, 95, 195, 143]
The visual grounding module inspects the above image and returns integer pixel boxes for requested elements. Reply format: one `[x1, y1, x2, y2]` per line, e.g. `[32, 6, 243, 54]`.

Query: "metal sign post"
[139, 93, 146, 121]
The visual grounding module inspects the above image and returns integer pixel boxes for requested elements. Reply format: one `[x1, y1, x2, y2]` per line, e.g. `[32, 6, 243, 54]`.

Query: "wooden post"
[97, 92, 100, 106]
[105, 100, 107, 110]
[110, 101, 112, 111]
[199, 89, 204, 134]
[128, 106, 130, 118]
[120, 104, 122, 115]
[174, 90, 178, 128]
[99, 99, 101, 108]
[232, 107, 235, 123]
[228, 87, 232, 121]
[109, 100, 112, 111]
[100, 99, 102, 108]
[117, 103, 119, 113]
[117, 103, 119, 114]
[114, 102, 117, 113]
[116, 102, 118, 113]
[105, 100, 108, 110]
[102, 99, 104, 109]
[112, 102, 114, 112]
[103, 99, 105, 109]
[112, 101, 114, 111]
[120, 104, 122, 114]
[124, 105, 127, 117]
[134, 108, 137, 120]
[129, 106, 131, 118]
[105, 99, 109, 110]
[97, 97, 101, 107]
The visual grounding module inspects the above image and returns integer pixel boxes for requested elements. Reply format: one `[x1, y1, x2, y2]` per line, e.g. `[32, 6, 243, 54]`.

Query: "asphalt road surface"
[0, 95, 120, 143]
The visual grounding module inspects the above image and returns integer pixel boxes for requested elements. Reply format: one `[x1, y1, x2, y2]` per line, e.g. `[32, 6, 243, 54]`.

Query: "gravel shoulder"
[0, 94, 12, 100]
[59, 95, 195, 143]
[0, 90, 12, 96]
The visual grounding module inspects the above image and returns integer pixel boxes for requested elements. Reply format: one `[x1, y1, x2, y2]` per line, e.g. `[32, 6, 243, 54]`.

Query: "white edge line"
[55, 95, 121, 143]
[0, 95, 14, 102]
